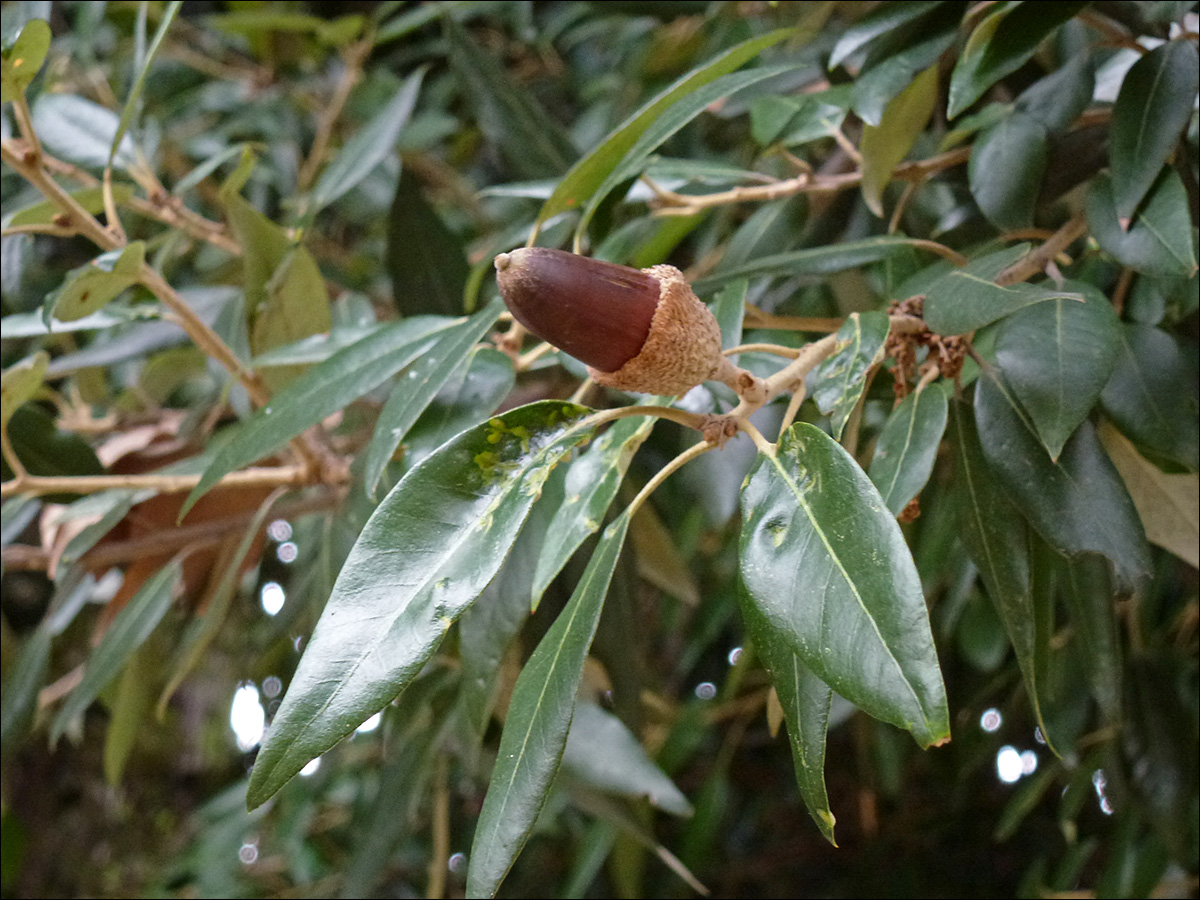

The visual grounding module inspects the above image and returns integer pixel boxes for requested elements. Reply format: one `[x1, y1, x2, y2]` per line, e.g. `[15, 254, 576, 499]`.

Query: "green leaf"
[811, 311, 889, 440]
[1, 406, 104, 495]
[536, 28, 792, 229]
[49, 559, 181, 745]
[444, 17, 575, 180]
[574, 61, 796, 242]
[869, 382, 949, 515]
[308, 67, 425, 217]
[1058, 552, 1122, 726]
[183, 315, 458, 517]
[109, 1, 181, 167]
[1, 351, 48, 427]
[1087, 169, 1199, 278]
[31, 93, 137, 170]
[362, 301, 502, 497]
[530, 411, 657, 609]
[739, 423, 949, 748]
[853, 28, 956, 127]
[993, 282, 1121, 461]
[922, 245, 1085, 335]
[0, 18, 50, 102]
[711, 278, 748, 353]
[7, 185, 135, 227]
[828, 1, 945, 70]
[859, 64, 938, 217]
[949, 402, 1057, 752]
[1110, 40, 1200, 225]
[973, 373, 1151, 590]
[750, 92, 847, 146]
[562, 703, 692, 817]
[737, 584, 835, 843]
[252, 245, 334, 389]
[47, 243, 145, 322]
[968, 111, 1048, 230]
[1014, 51, 1094, 134]
[1104, 328, 1200, 475]
[691, 235, 922, 291]
[0, 627, 51, 758]
[386, 166, 470, 317]
[103, 645, 155, 786]
[246, 401, 597, 809]
[947, 1, 1088, 119]
[467, 511, 631, 899]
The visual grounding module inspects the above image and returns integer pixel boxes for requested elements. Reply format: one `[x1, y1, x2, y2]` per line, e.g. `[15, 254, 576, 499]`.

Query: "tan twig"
[995, 215, 1088, 286]
[0, 464, 310, 500]
[297, 38, 373, 192]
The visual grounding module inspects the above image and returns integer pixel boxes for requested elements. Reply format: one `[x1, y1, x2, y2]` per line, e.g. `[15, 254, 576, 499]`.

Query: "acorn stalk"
[495, 248, 764, 400]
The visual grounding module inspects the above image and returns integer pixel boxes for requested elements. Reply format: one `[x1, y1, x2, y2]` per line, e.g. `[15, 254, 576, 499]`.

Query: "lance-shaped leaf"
[828, 1, 945, 70]
[31, 93, 138, 170]
[1087, 170, 1199, 278]
[1, 352, 48, 427]
[994, 282, 1121, 461]
[387, 166, 470, 317]
[737, 583, 835, 843]
[8, 185, 135, 228]
[362, 302, 502, 497]
[693, 235, 922, 290]
[947, 1, 1087, 119]
[739, 423, 949, 748]
[922, 245, 1084, 336]
[1, 18, 51, 102]
[969, 112, 1048, 230]
[859, 64, 938, 217]
[562, 702, 692, 817]
[869, 382, 948, 515]
[247, 401, 598, 810]
[1058, 552, 1122, 727]
[50, 559, 181, 744]
[0, 627, 51, 758]
[47, 243, 145, 322]
[536, 29, 792, 229]
[1110, 40, 1199, 225]
[182, 313, 460, 517]
[974, 373, 1151, 591]
[949, 402, 1057, 753]
[468, 511, 632, 899]
[811, 311, 889, 440]
[531, 412, 658, 609]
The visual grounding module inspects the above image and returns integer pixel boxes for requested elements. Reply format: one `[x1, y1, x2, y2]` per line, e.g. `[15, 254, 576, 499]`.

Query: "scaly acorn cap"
[495, 247, 738, 395]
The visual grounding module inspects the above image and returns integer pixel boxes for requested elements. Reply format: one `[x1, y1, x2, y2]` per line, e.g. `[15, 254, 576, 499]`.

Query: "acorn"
[495, 247, 761, 398]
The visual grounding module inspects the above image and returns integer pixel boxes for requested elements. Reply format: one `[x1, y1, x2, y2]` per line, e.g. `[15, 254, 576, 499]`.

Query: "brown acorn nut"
[495, 247, 750, 396]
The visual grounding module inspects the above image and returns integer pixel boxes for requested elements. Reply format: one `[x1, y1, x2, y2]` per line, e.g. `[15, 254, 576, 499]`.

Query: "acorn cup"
[494, 247, 765, 400]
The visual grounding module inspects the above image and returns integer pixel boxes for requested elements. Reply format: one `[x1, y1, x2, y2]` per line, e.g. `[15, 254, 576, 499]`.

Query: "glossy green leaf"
[47, 243, 145, 322]
[363, 301, 502, 497]
[1058, 553, 1121, 726]
[711, 278, 748, 354]
[49, 559, 181, 745]
[536, 29, 792, 229]
[1, 351, 48, 427]
[750, 91, 847, 146]
[811, 311, 889, 440]
[0, 18, 50, 101]
[386, 166, 470, 317]
[1110, 40, 1199, 224]
[828, 1, 945, 70]
[7, 185, 135, 227]
[922, 245, 1085, 335]
[445, 17, 575, 179]
[0, 627, 51, 758]
[562, 703, 692, 817]
[109, 1, 180, 167]
[252, 245, 333, 389]
[974, 373, 1151, 590]
[183, 315, 458, 517]
[1, 406, 104, 494]
[947, 2, 1087, 119]
[691, 235, 921, 291]
[853, 28, 956, 127]
[575, 62, 795, 241]
[1014, 51, 1094, 134]
[737, 584, 835, 843]
[251, 326, 378, 367]
[1087, 170, 1199, 278]
[31, 93, 137, 170]
[869, 382, 948, 515]
[739, 423, 949, 748]
[531, 412, 657, 609]
[308, 67, 425, 217]
[968, 112, 1048, 230]
[860, 64, 938, 217]
[467, 511, 631, 899]
[713, 196, 808, 273]
[949, 402, 1056, 752]
[994, 282, 1121, 460]
[247, 401, 597, 810]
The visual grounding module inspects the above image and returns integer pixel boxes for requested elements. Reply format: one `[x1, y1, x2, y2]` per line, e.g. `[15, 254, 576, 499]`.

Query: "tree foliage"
[1, 2, 1197, 897]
